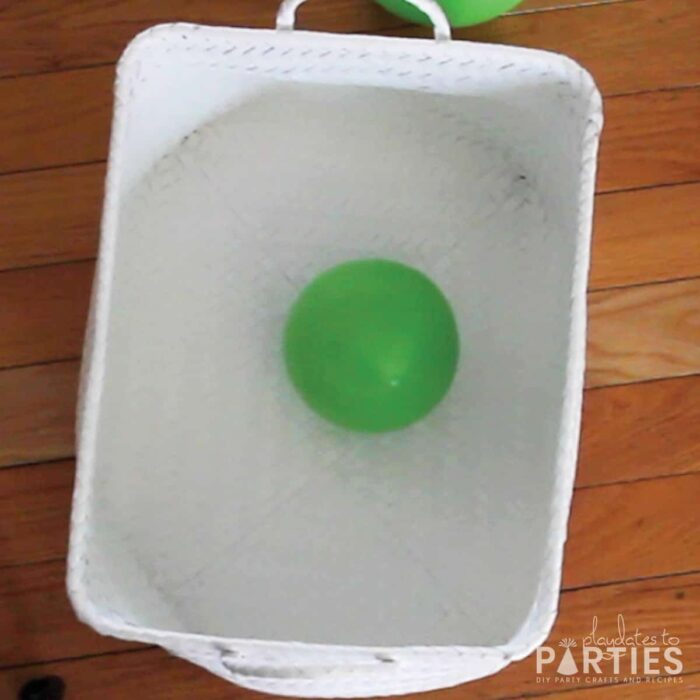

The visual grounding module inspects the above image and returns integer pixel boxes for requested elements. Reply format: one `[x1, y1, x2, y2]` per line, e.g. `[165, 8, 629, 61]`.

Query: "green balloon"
[374, 0, 523, 27]
[284, 259, 459, 433]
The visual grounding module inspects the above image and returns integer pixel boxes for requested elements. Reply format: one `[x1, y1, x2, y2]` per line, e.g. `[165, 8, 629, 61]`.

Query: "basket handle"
[220, 652, 401, 680]
[276, 0, 452, 42]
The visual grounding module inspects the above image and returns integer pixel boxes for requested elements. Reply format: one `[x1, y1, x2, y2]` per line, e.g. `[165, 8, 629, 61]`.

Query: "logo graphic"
[556, 638, 578, 676]
[535, 615, 683, 687]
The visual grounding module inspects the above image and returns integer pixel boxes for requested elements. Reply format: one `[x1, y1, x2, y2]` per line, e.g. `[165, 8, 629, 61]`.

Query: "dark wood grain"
[0, 0, 397, 79]
[0, 460, 73, 567]
[0, 362, 78, 467]
[0, 0, 632, 79]
[0, 559, 139, 669]
[0, 261, 93, 369]
[0, 66, 113, 174]
[0, 162, 104, 271]
[0, 647, 232, 700]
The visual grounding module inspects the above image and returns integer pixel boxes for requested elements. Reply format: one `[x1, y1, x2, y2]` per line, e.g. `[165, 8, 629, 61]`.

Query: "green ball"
[374, 0, 523, 28]
[283, 259, 459, 433]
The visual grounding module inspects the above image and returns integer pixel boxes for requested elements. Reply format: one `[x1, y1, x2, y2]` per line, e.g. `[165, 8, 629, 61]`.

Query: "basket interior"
[78, 28, 596, 650]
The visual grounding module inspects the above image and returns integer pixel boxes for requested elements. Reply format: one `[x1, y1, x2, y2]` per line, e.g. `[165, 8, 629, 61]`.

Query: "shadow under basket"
[68, 8, 603, 697]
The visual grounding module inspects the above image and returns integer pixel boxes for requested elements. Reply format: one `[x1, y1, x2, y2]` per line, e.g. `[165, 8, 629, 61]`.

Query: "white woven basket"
[68, 1, 603, 696]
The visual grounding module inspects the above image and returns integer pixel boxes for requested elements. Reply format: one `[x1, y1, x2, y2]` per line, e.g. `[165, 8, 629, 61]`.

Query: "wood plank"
[586, 278, 700, 388]
[0, 66, 112, 174]
[0, 362, 78, 468]
[0, 569, 696, 697]
[0, 261, 93, 369]
[1, 80, 698, 194]
[0, 560, 138, 670]
[0, 648, 226, 700]
[2, 262, 698, 385]
[0, 162, 104, 271]
[564, 472, 700, 589]
[579, 375, 700, 487]
[0, 2, 695, 697]
[540, 674, 700, 700]
[0, 0, 631, 79]
[598, 89, 700, 193]
[515, 0, 631, 11]
[0, 1, 397, 79]
[3, 358, 698, 483]
[0, 460, 73, 567]
[591, 182, 700, 290]
[534, 676, 700, 699]
[442, 572, 700, 697]
[1, 16, 699, 178]
[409, 0, 700, 97]
[3, 171, 698, 288]
[1, 443, 697, 587]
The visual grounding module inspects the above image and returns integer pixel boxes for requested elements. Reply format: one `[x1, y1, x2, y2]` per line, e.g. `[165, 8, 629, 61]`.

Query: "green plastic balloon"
[374, 0, 523, 27]
[284, 259, 459, 433]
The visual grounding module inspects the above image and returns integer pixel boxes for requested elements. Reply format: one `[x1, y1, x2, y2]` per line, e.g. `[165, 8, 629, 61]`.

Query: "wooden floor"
[1, 0, 699, 698]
